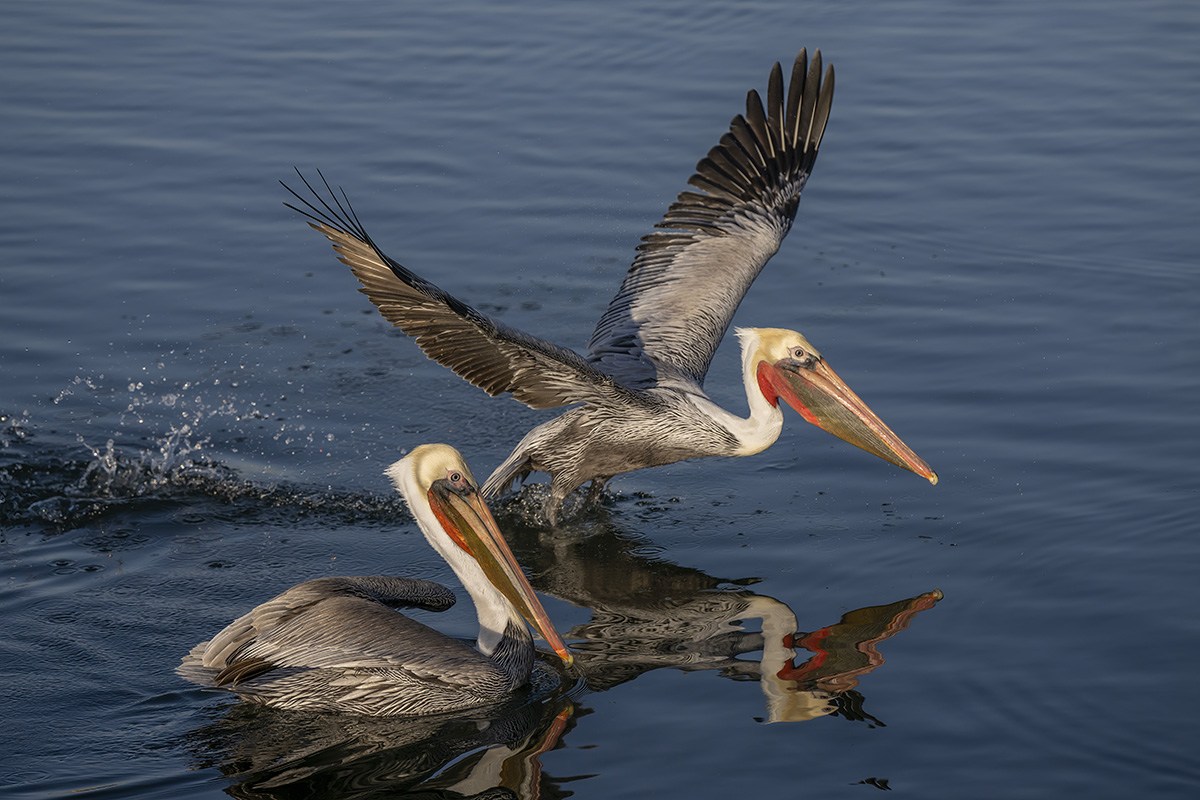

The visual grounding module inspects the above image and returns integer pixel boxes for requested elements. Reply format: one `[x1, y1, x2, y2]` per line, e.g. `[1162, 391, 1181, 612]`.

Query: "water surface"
[3, 1, 1199, 798]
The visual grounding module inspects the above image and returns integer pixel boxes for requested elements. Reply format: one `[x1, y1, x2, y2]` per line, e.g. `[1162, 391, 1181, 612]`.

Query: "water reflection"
[182, 504, 940, 797]
[498, 510, 942, 724]
[186, 689, 577, 800]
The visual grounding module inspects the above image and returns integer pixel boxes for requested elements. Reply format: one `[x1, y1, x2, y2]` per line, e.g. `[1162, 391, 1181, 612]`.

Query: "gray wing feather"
[588, 50, 835, 389]
[194, 577, 503, 689]
[283, 173, 627, 409]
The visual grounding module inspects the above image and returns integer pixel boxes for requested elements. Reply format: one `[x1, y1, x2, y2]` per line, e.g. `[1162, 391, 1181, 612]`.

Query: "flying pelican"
[283, 49, 937, 524]
[179, 444, 574, 716]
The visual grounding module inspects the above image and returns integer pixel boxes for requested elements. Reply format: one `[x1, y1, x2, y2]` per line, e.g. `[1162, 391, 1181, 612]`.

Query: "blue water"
[3, 1, 1199, 797]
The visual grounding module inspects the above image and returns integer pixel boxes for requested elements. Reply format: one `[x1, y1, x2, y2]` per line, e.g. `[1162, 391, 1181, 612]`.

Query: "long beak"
[758, 359, 938, 485]
[429, 484, 574, 667]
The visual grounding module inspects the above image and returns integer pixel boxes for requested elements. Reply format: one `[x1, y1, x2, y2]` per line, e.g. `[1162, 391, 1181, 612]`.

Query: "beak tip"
[927, 470, 939, 486]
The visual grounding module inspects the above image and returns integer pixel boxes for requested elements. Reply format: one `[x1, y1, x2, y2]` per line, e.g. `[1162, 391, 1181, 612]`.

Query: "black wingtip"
[280, 167, 372, 245]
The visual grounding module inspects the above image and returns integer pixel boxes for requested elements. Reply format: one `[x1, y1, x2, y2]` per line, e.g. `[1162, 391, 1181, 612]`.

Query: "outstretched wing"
[284, 172, 629, 410]
[588, 50, 834, 390]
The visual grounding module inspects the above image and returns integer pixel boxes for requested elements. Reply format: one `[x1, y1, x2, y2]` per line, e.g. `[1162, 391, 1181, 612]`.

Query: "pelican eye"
[444, 470, 475, 493]
[791, 346, 807, 360]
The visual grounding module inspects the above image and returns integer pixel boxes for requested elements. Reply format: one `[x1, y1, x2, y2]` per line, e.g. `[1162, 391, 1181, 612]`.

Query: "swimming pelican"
[283, 50, 937, 524]
[179, 444, 573, 716]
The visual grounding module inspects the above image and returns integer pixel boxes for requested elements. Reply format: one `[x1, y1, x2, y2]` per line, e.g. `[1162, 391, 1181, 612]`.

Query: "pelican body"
[179, 444, 573, 716]
[284, 50, 936, 524]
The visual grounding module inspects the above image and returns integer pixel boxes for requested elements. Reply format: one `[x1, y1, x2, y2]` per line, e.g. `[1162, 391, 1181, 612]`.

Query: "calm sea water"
[3, 1, 1198, 798]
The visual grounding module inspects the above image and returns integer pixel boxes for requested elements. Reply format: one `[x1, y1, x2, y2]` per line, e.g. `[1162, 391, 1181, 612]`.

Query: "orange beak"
[758, 357, 937, 484]
[428, 482, 574, 667]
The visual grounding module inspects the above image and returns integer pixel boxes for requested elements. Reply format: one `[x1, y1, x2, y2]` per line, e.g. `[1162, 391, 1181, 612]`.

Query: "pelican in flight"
[179, 444, 573, 716]
[284, 49, 937, 524]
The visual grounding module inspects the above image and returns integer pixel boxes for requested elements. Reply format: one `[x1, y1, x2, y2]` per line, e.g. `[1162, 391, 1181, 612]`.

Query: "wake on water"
[0, 372, 410, 533]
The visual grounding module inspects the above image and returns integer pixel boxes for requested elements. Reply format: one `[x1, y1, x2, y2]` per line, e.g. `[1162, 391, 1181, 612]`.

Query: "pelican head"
[388, 444, 574, 666]
[738, 328, 937, 484]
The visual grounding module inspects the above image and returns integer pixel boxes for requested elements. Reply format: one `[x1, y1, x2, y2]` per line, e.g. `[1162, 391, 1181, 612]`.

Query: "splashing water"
[0, 411, 32, 449]
[2, 373, 406, 532]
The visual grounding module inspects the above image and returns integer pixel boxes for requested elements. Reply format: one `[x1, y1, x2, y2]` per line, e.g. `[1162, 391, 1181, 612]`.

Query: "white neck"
[421, 505, 523, 657]
[391, 460, 524, 658]
[689, 337, 783, 457]
[459, 565, 517, 657]
[733, 341, 785, 455]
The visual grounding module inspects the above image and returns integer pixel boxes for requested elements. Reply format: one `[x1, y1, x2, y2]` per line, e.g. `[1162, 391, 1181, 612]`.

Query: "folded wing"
[193, 577, 503, 690]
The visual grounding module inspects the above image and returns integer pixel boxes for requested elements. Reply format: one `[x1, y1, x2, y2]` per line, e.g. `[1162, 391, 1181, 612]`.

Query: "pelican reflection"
[184, 504, 941, 796]
[494, 507, 942, 723]
[184, 691, 576, 800]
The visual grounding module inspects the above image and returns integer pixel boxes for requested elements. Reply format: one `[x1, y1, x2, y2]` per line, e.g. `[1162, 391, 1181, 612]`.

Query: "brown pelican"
[283, 49, 937, 524]
[179, 444, 573, 716]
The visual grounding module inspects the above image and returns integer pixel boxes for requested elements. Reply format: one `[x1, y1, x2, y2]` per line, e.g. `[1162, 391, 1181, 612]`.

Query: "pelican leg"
[546, 471, 589, 527]
[584, 477, 610, 505]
